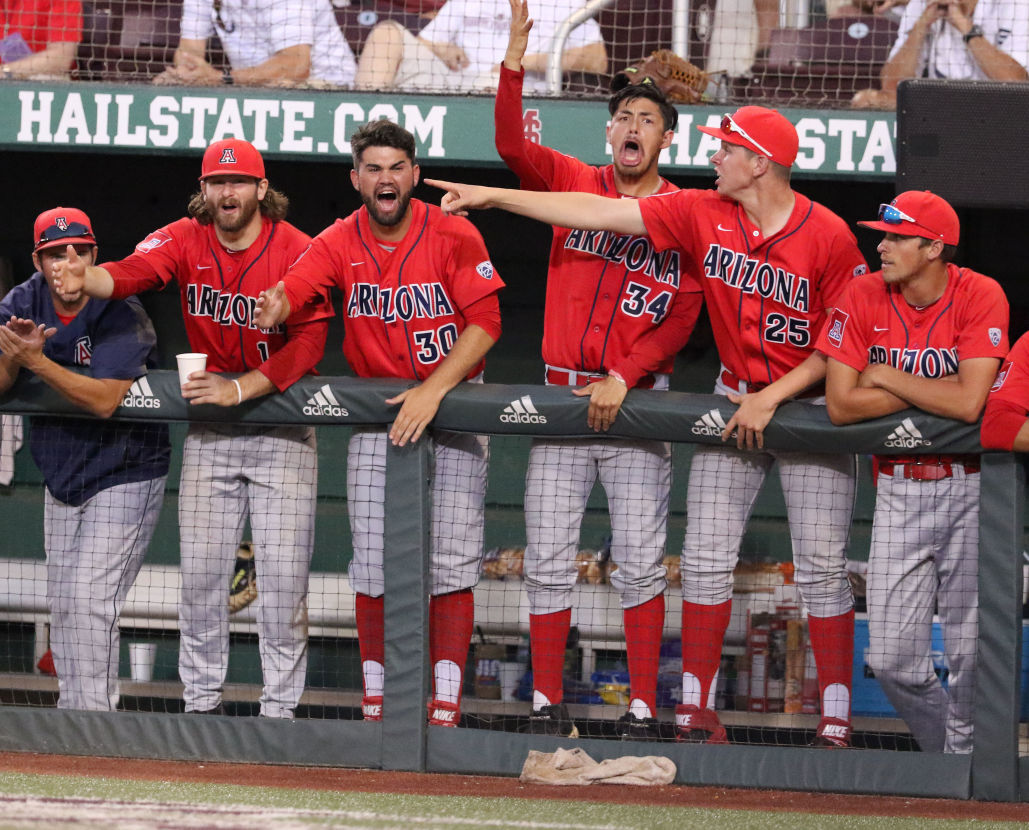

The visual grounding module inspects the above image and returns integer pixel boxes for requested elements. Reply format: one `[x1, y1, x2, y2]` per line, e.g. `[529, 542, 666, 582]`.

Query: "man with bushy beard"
[255, 118, 504, 728]
[52, 138, 331, 720]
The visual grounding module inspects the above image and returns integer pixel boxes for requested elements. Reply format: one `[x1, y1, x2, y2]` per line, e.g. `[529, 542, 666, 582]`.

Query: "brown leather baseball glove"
[610, 49, 709, 104]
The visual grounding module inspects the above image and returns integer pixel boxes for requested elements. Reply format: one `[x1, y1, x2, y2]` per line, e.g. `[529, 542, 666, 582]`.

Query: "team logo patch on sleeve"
[136, 231, 172, 254]
[826, 308, 848, 348]
[853, 264, 868, 276]
[991, 362, 1011, 392]
[475, 261, 494, 280]
[989, 327, 1002, 347]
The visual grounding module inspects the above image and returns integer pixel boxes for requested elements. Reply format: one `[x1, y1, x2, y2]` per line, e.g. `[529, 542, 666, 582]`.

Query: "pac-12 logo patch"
[475, 261, 494, 280]
[219, 148, 238, 165]
[989, 327, 1002, 347]
[825, 308, 848, 347]
[991, 362, 1011, 392]
[853, 264, 868, 276]
[136, 231, 172, 254]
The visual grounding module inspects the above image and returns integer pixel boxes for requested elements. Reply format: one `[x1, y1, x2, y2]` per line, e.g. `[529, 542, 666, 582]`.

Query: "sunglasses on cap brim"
[36, 222, 94, 246]
[876, 203, 943, 239]
[720, 114, 774, 159]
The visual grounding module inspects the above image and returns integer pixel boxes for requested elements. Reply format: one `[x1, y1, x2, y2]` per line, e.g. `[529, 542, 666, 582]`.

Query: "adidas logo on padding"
[885, 417, 930, 449]
[121, 377, 161, 409]
[500, 395, 547, 424]
[692, 409, 727, 437]
[302, 384, 349, 417]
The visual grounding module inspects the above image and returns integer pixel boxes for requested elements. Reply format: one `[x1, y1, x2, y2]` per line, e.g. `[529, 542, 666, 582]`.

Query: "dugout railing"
[0, 370, 1024, 802]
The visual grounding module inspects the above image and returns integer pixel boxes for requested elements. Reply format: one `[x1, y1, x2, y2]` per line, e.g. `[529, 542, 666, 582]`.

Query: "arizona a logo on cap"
[219, 148, 238, 165]
[56, 216, 69, 231]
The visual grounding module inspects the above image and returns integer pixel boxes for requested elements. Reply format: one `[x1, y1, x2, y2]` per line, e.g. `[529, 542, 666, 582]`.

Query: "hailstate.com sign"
[0, 83, 896, 178]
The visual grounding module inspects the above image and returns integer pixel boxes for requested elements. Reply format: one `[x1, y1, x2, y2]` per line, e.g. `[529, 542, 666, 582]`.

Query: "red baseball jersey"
[639, 189, 867, 387]
[982, 330, 1029, 450]
[495, 65, 703, 388]
[816, 266, 1009, 376]
[282, 198, 503, 381]
[103, 216, 331, 390]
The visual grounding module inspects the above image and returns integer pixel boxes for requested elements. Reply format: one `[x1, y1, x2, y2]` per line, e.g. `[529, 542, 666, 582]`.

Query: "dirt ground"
[1, 751, 1028, 821]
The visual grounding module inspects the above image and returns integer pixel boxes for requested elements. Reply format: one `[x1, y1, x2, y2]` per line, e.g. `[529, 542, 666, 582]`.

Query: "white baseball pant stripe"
[178, 424, 316, 718]
[524, 437, 670, 615]
[866, 469, 980, 753]
[681, 443, 856, 617]
[347, 428, 488, 597]
[45, 475, 167, 711]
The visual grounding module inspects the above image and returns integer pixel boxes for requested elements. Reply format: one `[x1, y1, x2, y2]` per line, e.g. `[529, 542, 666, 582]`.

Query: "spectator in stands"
[0, 207, 170, 711]
[354, 0, 607, 94]
[851, 0, 1029, 108]
[0, 1, 82, 80]
[155, 0, 357, 88]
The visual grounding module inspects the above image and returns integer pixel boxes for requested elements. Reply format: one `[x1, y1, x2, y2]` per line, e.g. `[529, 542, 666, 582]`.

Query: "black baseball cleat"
[615, 711, 677, 741]
[190, 703, 226, 715]
[523, 703, 579, 738]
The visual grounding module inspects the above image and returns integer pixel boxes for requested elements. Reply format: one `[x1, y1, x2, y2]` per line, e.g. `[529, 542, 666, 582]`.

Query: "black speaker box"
[897, 79, 1029, 208]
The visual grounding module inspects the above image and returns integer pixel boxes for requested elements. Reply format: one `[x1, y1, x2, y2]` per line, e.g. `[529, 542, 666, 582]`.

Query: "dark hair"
[187, 184, 290, 224]
[607, 85, 678, 133]
[350, 119, 417, 165]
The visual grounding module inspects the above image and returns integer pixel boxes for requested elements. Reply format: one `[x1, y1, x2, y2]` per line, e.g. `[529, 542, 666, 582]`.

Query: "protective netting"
[0, 400, 1018, 752]
[8, 0, 1018, 109]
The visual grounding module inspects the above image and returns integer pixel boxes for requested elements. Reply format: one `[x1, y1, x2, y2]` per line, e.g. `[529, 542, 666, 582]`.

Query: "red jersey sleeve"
[460, 292, 502, 342]
[816, 211, 868, 311]
[102, 219, 190, 299]
[610, 285, 704, 386]
[494, 64, 595, 193]
[815, 276, 871, 371]
[638, 190, 701, 254]
[982, 331, 1029, 450]
[281, 227, 344, 315]
[954, 268, 1009, 361]
[440, 214, 506, 311]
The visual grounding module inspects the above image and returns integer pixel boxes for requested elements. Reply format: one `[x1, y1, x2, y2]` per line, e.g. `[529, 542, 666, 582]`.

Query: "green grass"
[0, 771, 1023, 829]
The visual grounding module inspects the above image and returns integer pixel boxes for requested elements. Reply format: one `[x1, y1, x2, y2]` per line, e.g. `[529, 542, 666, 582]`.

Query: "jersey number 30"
[414, 324, 459, 364]
[764, 313, 809, 347]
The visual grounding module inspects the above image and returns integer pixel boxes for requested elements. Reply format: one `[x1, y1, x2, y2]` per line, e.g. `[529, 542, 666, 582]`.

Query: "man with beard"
[53, 139, 331, 719]
[493, 0, 703, 740]
[255, 119, 504, 728]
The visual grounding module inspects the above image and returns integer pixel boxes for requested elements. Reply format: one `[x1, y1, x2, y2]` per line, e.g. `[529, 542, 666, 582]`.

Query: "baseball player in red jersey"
[495, 0, 703, 740]
[820, 191, 1008, 753]
[53, 139, 331, 719]
[430, 104, 868, 746]
[255, 119, 503, 727]
[983, 333, 1029, 449]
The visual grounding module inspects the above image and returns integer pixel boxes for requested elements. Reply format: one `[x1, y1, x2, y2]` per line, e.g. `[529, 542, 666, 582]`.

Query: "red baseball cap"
[857, 190, 960, 246]
[200, 138, 265, 180]
[33, 207, 96, 253]
[697, 106, 799, 167]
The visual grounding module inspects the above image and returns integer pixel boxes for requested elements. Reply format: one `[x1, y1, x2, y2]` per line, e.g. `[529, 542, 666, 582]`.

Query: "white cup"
[129, 642, 157, 682]
[176, 352, 207, 391]
[498, 661, 523, 702]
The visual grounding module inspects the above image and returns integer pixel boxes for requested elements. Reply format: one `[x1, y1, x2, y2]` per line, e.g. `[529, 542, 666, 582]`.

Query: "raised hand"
[255, 281, 291, 329]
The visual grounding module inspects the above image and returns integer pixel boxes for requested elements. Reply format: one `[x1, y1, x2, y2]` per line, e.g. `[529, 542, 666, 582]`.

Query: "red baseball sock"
[624, 594, 665, 716]
[355, 593, 384, 668]
[808, 609, 854, 720]
[529, 608, 571, 706]
[681, 599, 732, 708]
[429, 588, 475, 672]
